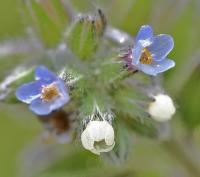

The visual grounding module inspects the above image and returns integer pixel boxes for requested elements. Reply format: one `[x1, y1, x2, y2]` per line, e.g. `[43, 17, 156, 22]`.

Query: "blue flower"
[16, 66, 70, 115]
[130, 25, 175, 76]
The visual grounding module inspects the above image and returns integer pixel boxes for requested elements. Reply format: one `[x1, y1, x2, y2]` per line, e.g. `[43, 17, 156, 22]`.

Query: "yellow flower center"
[41, 83, 60, 102]
[140, 48, 153, 64]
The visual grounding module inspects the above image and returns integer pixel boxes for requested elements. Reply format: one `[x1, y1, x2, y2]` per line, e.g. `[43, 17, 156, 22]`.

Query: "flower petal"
[137, 64, 157, 76]
[35, 65, 56, 82]
[135, 25, 153, 43]
[87, 121, 106, 142]
[81, 129, 95, 150]
[152, 58, 175, 74]
[29, 98, 51, 115]
[48, 80, 70, 111]
[15, 81, 42, 104]
[57, 79, 70, 102]
[132, 42, 143, 65]
[91, 142, 115, 155]
[104, 122, 115, 146]
[147, 34, 174, 61]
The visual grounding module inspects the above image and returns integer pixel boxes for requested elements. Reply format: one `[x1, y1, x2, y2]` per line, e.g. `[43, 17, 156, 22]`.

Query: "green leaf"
[66, 10, 106, 60]
[23, 0, 69, 47]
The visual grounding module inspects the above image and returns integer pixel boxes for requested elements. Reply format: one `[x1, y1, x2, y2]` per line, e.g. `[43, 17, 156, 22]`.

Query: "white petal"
[91, 141, 115, 155]
[90, 149, 101, 155]
[87, 121, 106, 142]
[104, 121, 115, 146]
[102, 142, 115, 152]
[81, 128, 94, 150]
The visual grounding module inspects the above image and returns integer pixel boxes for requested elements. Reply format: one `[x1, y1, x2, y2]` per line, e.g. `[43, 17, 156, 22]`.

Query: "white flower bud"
[81, 121, 115, 155]
[148, 94, 176, 122]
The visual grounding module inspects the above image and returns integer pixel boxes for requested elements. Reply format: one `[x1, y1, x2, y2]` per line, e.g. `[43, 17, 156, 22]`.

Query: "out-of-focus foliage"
[23, 0, 69, 47]
[179, 68, 200, 129]
[0, 0, 200, 177]
[66, 9, 106, 60]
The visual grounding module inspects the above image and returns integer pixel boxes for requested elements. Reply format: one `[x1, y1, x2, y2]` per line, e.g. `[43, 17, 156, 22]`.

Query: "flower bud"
[148, 94, 176, 122]
[81, 120, 115, 155]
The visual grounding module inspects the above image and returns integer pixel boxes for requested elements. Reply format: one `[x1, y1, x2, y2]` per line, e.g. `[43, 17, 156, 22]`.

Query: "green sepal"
[66, 9, 106, 60]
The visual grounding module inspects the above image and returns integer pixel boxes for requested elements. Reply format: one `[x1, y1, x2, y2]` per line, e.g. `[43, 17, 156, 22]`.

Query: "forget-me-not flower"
[16, 66, 70, 115]
[126, 25, 175, 76]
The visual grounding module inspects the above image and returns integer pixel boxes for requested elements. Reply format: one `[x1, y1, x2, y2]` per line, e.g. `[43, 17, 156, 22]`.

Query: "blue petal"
[135, 25, 153, 43]
[147, 34, 174, 61]
[15, 81, 42, 104]
[137, 64, 157, 76]
[35, 65, 56, 82]
[29, 98, 51, 115]
[57, 79, 70, 102]
[49, 80, 70, 110]
[132, 42, 143, 65]
[152, 58, 175, 74]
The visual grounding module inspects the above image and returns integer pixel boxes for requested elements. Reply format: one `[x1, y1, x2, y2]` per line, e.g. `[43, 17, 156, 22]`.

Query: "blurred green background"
[0, 0, 200, 177]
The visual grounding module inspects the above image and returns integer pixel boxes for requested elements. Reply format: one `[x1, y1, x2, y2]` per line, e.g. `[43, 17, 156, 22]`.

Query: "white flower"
[81, 120, 115, 155]
[148, 94, 176, 122]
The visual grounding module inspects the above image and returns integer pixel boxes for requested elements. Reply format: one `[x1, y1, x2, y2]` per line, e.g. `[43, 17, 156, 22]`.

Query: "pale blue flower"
[16, 66, 70, 115]
[130, 25, 175, 76]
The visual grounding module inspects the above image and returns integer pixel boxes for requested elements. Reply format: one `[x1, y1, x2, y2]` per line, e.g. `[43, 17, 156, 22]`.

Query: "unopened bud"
[148, 94, 176, 122]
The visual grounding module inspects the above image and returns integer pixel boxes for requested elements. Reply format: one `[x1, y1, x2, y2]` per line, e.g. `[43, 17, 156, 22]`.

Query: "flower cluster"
[15, 25, 176, 155]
